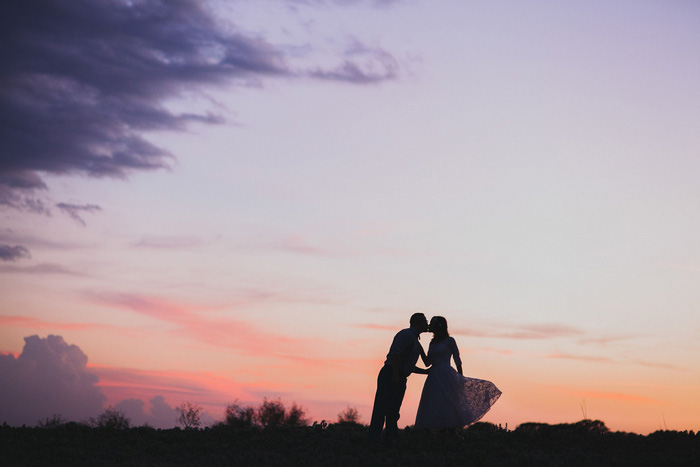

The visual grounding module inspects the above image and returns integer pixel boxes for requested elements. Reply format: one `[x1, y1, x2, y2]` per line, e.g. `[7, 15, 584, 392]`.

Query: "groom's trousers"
[368, 364, 407, 443]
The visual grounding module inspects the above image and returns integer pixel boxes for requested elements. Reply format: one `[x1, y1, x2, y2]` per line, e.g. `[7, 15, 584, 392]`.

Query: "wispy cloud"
[354, 322, 585, 341]
[544, 352, 681, 371]
[133, 235, 205, 249]
[353, 323, 399, 331]
[84, 291, 311, 359]
[270, 234, 336, 256]
[545, 352, 614, 364]
[0, 315, 117, 332]
[0, 263, 83, 276]
[0, 230, 89, 250]
[577, 334, 639, 346]
[0, 244, 30, 261]
[56, 203, 102, 226]
[451, 323, 586, 340]
[308, 43, 398, 84]
[549, 385, 658, 404]
[629, 359, 682, 371]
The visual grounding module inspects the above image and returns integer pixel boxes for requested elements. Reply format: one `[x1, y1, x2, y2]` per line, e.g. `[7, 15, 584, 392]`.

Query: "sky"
[1, 0, 699, 434]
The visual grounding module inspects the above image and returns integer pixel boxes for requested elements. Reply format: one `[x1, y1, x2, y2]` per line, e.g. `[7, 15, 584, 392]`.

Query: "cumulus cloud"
[0, 0, 399, 213]
[0, 335, 106, 426]
[114, 396, 179, 429]
[114, 395, 217, 428]
[0, 244, 30, 261]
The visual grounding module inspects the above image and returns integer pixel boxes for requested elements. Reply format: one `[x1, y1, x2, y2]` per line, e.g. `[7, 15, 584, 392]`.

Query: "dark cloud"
[0, 244, 30, 261]
[56, 203, 102, 226]
[0, 0, 399, 213]
[0, 335, 106, 426]
[0, 0, 286, 209]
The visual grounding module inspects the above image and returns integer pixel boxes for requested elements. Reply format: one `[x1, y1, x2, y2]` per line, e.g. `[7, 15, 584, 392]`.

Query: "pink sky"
[2, 0, 700, 434]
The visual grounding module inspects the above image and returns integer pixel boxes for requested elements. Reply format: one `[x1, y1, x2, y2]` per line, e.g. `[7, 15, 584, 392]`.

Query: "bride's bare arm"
[450, 337, 463, 375]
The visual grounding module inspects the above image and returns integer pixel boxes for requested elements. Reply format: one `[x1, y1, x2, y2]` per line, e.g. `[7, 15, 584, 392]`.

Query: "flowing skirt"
[415, 364, 501, 429]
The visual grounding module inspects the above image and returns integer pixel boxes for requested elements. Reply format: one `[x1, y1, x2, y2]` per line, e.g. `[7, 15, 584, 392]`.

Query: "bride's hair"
[430, 316, 449, 342]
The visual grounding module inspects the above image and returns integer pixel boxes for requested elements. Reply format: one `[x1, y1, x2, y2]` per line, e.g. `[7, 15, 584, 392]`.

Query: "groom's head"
[409, 313, 429, 333]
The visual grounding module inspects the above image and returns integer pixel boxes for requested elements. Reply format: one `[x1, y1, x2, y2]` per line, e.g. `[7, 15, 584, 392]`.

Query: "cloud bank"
[0, 335, 106, 425]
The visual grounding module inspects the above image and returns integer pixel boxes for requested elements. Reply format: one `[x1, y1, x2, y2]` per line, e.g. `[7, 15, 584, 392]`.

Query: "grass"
[1, 420, 698, 466]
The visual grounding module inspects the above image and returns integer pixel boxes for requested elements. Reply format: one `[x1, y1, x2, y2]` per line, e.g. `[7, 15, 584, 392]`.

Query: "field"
[2, 420, 698, 466]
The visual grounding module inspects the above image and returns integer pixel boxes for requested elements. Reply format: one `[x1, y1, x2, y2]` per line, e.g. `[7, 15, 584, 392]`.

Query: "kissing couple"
[368, 313, 501, 444]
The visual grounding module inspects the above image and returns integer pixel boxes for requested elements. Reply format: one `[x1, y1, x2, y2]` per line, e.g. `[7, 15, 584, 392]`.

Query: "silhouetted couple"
[368, 313, 501, 444]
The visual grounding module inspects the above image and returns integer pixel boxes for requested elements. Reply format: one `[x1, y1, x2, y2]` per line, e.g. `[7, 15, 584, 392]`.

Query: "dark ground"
[2, 420, 698, 466]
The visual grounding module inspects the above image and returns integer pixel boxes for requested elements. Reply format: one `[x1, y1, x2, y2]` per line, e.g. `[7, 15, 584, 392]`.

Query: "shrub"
[176, 402, 202, 429]
[223, 401, 256, 428]
[257, 398, 286, 429]
[37, 414, 66, 428]
[467, 421, 500, 433]
[337, 406, 361, 425]
[284, 402, 309, 427]
[90, 406, 130, 429]
[221, 398, 309, 429]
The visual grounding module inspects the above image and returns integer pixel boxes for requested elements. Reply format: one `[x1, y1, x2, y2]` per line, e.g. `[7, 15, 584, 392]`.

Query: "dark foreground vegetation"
[2, 419, 699, 466]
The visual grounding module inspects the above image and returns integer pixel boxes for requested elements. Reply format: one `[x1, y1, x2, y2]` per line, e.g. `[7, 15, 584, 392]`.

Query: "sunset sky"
[1, 0, 699, 434]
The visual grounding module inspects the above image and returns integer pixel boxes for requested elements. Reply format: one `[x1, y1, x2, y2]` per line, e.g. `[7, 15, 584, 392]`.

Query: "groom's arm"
[412, 366, 429, 375]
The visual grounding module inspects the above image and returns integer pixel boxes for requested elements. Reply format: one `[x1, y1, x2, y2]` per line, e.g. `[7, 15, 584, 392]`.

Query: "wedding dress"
[414, 337, 501, 429]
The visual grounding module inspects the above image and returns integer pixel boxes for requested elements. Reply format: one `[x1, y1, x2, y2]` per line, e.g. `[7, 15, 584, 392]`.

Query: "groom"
[368, 313, 430, 444]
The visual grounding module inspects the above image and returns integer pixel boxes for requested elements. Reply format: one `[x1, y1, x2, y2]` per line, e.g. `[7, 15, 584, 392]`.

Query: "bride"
[414, 316, 501, 429]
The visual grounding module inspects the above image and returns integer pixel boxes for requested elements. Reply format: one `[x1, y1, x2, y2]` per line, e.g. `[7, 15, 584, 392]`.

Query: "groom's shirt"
[384, 327, 421, 378]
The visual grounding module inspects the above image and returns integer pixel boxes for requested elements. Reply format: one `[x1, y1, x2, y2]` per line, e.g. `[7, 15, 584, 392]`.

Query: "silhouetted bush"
[515, 419, 609, 436]
[336, 406, 361, 425]
[89, 406, 130, 429]
[176, 402, 202, 429]
[220, 398, 309, 429]
[284, 402, 309, 427]
[466, 421, 500, 433]
[37, 414, 66, 429]
[257, 398, 290, 429]
[222, 400, 256, 428]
